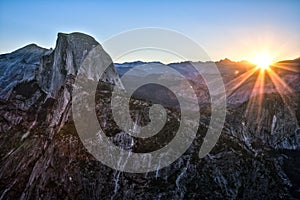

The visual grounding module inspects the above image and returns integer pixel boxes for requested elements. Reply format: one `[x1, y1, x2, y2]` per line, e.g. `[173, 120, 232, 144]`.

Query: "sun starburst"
[251, 52, 274, 70]
[226, 51, 296, 129]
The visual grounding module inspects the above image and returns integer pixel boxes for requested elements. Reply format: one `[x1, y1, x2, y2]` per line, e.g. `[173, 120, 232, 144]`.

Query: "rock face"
[0, 32, 122, 199]
[0, 32, 300, 199]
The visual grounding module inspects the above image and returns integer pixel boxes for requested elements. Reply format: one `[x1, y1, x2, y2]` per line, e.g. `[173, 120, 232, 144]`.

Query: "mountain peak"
[56, 32, 99, 49]
[218, 58, 234, 64]
[0, 32, 122, 99]
[9, 43, 47, 55]
[23, 43, 39, 48]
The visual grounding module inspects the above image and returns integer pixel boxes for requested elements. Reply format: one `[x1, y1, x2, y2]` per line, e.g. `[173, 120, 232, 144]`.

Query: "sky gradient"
[0, 0, 299, 62]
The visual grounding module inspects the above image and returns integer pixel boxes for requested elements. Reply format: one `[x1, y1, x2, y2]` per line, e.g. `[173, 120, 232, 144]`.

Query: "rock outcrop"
[0, 32, 122, 199]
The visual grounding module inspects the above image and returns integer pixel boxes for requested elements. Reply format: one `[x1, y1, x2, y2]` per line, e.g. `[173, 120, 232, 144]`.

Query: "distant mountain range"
[114, 56, 300, 106]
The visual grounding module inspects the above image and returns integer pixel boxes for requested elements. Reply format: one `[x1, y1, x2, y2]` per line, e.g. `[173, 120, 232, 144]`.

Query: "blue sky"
[0, 0, 299, 62]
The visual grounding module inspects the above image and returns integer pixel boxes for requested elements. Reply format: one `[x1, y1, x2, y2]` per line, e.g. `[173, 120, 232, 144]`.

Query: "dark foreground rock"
[0, 32, 300, 199]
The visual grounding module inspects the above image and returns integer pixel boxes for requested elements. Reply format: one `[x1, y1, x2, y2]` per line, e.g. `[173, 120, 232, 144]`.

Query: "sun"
[227, 48, 295, 130]
[251, 53, 274, 70]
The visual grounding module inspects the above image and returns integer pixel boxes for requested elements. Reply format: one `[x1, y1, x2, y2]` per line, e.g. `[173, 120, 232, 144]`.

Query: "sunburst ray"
[266, 68, 297, 121]
[271, 62, 300, 73]
[226, 67, 259, 97]
[245, 69, 265, 126]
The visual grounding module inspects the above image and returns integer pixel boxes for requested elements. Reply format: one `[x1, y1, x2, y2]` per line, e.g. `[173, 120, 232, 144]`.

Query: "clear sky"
[0, 0, 299, 62]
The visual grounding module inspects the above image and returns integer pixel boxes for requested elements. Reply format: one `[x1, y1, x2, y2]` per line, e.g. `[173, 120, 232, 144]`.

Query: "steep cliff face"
[0, 33, 299, 199]
[0, 32, 122, 199]
[0, 32, 121, 132]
